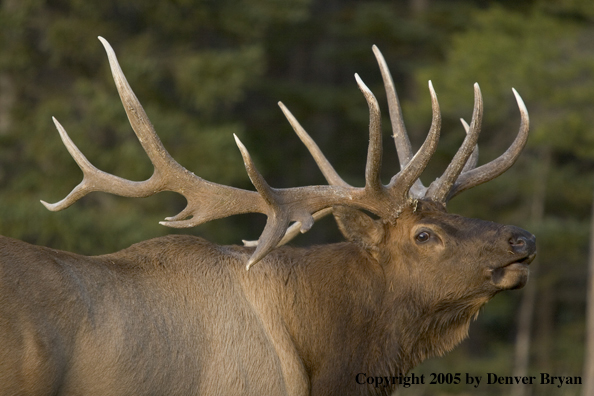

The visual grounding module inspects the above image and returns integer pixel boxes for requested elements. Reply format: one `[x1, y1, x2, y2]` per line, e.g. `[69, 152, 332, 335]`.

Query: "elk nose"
[507, 227, 536, 256]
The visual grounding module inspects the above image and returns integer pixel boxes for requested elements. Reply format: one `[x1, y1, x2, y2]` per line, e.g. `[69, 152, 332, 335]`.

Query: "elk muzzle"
[490, 226, 536, 290]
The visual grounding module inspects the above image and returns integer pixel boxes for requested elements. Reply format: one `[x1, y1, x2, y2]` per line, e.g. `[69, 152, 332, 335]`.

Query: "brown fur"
[0, 201, 535, 395]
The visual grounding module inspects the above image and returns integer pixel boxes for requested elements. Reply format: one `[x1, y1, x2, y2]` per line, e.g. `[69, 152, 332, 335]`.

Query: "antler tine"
[98, 37, 177, 171]
[278, 102, 348, 188]
[388, 81, 441, 201]
[96, 36, 269, 226]
[242, 208, 333, 248]
[233, 135, 313, 269]
[372, 45, 412, 168]
[242, 74, 388, 249]
[355, 73, 384, 195]
[278, 208, 332, 246]
[238, 98, 352, 251]
[42, 116, 153, 211]
[447, 88, 529, 200]
[44, 37, 267, 226]
[373, 45, 426, 196]
[426, 83, 483, 203]
[41, 114, 169, 211]
[246, 214, 291, 270]
[233, 134, 279, 208]
[460, 118, 479, 172]
[247, 102, 347, 250]
[268, 74, 386, 247]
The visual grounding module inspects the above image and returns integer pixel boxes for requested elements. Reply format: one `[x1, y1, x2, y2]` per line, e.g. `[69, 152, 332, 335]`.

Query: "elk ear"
[333, 206, 385, 248]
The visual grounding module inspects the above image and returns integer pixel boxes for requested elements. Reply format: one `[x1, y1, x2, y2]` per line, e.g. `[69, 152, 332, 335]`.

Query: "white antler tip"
[511, 88, 529, 119]
[233, 134, 252, 161]
[51, 117, 62, 131]
[355, 74, 374, 99]
[277, 101, 288, 112]
[512, 88, 523, 104]
[428, 80, 437, 98]
[299, 214, 315, 233]
[355, 73, 369, 90]
[40, 199, 62, 212]
[97, 36, 109, 47]
[460, 118, 470, 133]
[371, 45, 388, 68]
[233, 133, 245, 149]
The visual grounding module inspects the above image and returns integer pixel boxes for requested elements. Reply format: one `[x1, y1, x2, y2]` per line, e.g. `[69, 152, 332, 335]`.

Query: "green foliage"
[173, 45, 264, 112]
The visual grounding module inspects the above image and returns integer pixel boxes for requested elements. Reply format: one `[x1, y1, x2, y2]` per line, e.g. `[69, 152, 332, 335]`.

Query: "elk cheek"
[490, 264, 529, 290]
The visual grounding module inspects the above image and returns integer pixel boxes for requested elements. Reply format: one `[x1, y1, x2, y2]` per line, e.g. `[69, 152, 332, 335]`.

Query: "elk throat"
[379, 292, 491, 375]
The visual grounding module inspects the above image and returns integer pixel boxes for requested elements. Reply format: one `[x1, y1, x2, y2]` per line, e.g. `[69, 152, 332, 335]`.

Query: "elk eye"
[415, 231, 431, 243]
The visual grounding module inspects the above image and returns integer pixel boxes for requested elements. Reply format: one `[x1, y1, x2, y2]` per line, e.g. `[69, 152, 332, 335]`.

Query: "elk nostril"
[509, 236, 527, 248]
[505, 226, 536, 255]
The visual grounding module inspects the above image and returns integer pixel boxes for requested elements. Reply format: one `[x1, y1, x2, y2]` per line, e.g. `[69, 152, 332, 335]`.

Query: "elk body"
[0, 38, 535, 396]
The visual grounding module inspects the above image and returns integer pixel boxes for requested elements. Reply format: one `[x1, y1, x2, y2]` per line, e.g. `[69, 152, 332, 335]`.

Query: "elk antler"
[42, 38, 438, 268]
[371, 45, 529, 204]
[259, 47, 529, 246]
[43, 39, 529, 267]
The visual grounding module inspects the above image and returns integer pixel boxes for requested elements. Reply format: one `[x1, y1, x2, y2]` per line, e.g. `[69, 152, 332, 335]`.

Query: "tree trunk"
[0, 74, 14, 135]
[511, 275, 537, 396]
[582, 191, 594, 395]
[511, 147, 550, 396]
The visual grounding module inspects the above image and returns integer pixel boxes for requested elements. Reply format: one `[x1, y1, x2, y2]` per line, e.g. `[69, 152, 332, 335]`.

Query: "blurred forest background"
[0, 0, 593, 395]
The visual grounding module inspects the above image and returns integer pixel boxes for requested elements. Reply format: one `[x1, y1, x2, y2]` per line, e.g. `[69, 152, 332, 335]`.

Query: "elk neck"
[233, 234, 490, 388]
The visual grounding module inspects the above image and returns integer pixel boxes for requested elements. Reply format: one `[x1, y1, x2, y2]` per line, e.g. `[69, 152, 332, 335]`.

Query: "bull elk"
[0, 37, 535, 396]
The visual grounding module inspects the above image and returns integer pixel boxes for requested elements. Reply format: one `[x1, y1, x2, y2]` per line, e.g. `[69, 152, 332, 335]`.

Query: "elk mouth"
[503, 251, 536, 269]
[490, 252, 536, 290]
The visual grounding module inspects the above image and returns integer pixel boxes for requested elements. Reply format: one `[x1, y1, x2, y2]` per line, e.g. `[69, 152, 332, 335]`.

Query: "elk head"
[42, 38, 534, 283]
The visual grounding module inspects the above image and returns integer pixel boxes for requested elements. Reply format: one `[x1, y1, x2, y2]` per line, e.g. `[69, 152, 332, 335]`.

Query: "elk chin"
[489, 263, 530, 290]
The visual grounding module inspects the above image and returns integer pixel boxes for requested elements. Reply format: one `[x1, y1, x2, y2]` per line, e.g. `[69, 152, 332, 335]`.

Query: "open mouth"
[490, 252, 536, 289]
[502, 252, 536, 268]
